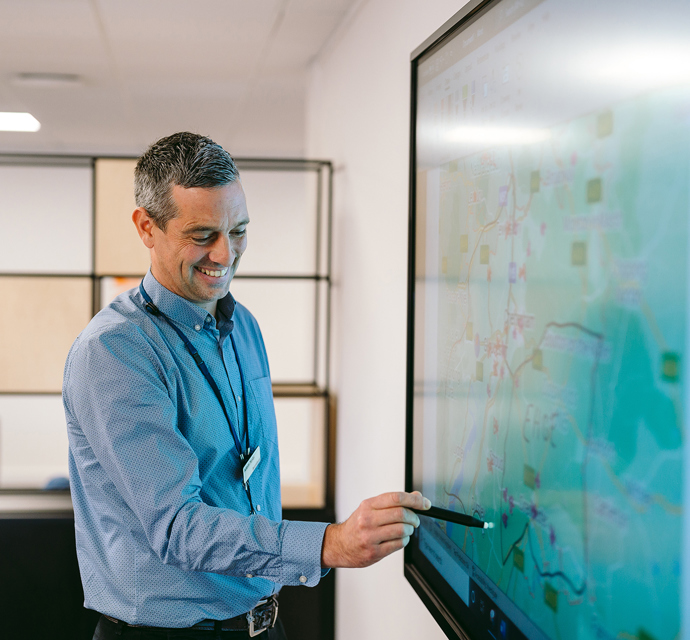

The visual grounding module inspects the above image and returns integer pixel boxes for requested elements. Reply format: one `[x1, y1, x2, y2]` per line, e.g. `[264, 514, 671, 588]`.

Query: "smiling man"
[133, 180, 249, 315]
[63, 132, 428, 640]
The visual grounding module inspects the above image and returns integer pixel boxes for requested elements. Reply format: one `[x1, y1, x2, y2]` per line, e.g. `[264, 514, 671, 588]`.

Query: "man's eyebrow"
[182, 219, 250, 235]
[183, 225, 217, 235]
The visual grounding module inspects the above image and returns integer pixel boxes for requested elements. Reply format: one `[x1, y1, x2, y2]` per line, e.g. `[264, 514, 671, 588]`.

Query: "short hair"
[134, 132, 239, 231]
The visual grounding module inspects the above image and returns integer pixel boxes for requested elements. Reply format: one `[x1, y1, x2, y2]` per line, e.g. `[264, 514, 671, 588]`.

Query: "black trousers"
[93, 615, 288, 640]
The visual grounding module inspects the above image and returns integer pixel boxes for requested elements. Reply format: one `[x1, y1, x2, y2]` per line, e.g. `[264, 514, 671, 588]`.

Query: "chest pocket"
[247, 376, 278, 444]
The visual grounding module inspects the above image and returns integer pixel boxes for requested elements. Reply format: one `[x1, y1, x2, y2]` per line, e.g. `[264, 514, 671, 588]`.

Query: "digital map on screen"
[423, 87, 688, 640]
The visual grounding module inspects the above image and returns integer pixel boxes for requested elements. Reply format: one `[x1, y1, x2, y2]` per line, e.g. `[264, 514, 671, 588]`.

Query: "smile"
[195, 266, 228, 278]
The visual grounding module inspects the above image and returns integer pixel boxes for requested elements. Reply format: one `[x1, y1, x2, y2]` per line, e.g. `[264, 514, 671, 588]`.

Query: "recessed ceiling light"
[13, 73, 82, 88]
[0, 112, 41, 132]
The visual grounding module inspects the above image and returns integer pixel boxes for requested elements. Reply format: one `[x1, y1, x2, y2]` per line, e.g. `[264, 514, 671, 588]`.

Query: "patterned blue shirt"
[63, 270, 329, 627]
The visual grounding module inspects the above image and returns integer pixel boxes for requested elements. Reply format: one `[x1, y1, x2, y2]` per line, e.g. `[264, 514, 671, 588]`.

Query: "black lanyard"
[139, 282, 255, 513]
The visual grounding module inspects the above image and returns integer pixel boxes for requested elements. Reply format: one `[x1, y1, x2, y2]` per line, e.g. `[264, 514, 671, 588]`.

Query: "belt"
[103, 594, 278, 637]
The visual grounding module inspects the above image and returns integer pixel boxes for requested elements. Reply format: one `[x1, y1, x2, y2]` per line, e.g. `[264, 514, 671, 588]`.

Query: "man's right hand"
[320, 491, 431, 568]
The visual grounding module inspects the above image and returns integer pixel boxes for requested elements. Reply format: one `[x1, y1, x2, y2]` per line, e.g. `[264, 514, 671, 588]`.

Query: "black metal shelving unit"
[0, 154, 336, 640]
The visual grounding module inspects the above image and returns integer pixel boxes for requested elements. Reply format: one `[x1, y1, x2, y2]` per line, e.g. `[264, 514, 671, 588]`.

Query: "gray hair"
[134, 132, 239, 231]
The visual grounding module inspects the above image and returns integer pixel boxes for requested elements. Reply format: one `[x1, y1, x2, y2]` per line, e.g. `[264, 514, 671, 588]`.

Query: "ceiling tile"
[0, 0, 359, 155]
[262, 7, 349, 73]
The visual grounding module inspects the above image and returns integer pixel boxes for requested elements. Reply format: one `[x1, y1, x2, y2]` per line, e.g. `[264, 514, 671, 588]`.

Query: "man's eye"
[193, 236, 212, 243]
[231, 229, 247, 237]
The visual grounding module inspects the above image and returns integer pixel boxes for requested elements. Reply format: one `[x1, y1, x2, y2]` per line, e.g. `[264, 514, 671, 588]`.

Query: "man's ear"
[132, 207, 156, 249]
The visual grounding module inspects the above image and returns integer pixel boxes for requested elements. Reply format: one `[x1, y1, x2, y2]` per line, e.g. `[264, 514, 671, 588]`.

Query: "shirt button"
[246, 573, 253, 579]
[299, 575, 307, 584]
[237, 395, 242, 403]
[205, 316, 212, 324]
[256, 504, 261, 512]
[194, 324, 201, 331]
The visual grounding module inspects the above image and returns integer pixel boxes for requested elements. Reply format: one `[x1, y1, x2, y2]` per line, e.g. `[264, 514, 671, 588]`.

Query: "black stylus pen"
[410, 505, 494, 529]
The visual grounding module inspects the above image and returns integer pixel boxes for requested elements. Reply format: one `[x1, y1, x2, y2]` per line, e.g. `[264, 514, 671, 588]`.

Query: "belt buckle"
[246, 596, 278, 637]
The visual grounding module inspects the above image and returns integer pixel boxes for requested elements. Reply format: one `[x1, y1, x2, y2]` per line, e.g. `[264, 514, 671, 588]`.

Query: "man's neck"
[196, 300, 217, 319]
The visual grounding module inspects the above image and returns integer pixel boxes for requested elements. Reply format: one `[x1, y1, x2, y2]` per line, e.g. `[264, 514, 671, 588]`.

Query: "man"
[64, 132, 429, 639]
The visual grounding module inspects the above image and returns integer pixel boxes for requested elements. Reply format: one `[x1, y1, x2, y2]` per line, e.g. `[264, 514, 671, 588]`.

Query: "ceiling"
[0, 0, 358, 157]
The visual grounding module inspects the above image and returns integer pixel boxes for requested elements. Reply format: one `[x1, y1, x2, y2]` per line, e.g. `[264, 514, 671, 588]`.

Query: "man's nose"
[208, 234, 232, 265]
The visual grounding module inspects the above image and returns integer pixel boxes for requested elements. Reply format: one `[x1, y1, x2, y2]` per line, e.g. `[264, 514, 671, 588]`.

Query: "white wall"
[306, 1, 468, 639]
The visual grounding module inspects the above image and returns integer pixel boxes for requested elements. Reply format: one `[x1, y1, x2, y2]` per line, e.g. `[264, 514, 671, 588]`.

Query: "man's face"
[145, 181, 249, 313]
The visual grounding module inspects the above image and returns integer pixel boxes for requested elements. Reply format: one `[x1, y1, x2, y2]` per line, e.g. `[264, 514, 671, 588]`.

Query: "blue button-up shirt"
[63, 270, 328, 627]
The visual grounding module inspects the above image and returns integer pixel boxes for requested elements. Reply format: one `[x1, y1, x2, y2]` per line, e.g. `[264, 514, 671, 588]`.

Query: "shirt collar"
[215, 291, 236, 338]
[141, 270, 235, 335]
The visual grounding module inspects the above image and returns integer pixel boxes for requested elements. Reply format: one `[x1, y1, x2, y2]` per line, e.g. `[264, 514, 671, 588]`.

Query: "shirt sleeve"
[63, 321, 328, 587]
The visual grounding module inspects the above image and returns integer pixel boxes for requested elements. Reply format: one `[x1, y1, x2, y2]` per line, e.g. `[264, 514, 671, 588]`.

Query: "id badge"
[242, 446, 261, 486]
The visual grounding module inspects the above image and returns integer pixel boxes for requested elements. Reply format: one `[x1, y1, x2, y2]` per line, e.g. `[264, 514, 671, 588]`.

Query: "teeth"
[197, 267, 228, 277]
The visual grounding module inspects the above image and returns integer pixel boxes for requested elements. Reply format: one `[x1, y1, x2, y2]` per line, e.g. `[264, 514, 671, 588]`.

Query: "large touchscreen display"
[409, 2, 690, 639]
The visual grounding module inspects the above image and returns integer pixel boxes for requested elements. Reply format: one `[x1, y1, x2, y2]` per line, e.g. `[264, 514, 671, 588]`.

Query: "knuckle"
[392, 492, 404, 505]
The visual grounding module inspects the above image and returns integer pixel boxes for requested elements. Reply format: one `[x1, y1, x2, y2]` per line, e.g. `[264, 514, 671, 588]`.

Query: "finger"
[371, 522, 416, 545]
[360, 504, 420, 529]
[368, 491, 429, 511]
[404, 507, 422, 528]
[416, 494, 432, 510]
[378, 506, 422, 528]
[374, 537, 408, 561]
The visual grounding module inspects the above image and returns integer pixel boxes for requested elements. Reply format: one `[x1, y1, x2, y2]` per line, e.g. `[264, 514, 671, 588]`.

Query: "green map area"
[431, 87, 689, 640]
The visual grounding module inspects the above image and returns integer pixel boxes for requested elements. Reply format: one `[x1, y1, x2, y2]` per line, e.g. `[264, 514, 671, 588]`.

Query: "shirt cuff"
[279, 520, 329, 587]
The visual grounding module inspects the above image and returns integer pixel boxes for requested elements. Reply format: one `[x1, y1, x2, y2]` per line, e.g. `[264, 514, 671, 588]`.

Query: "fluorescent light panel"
[0, 112, 41, 132]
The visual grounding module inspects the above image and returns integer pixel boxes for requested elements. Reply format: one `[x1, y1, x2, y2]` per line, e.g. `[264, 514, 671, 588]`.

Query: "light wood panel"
[0, 277, 92, 392]
[95, 159, 150, 275]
